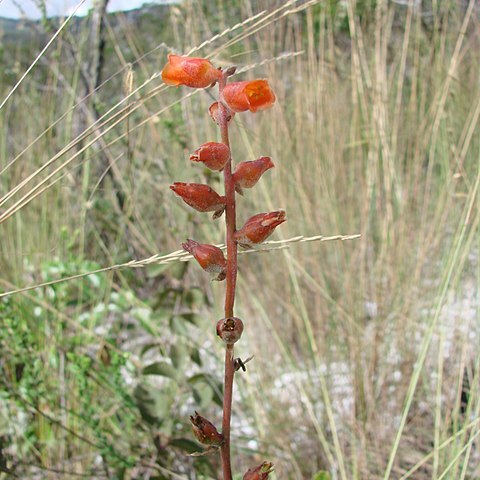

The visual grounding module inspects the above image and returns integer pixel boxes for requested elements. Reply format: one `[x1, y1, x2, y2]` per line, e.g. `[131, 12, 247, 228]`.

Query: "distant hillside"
[0, 3, 171, 47]
[0, 16, 40, 44]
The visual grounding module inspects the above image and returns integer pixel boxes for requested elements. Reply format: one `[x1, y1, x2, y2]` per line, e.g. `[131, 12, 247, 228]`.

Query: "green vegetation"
[0, 1, 479, 478]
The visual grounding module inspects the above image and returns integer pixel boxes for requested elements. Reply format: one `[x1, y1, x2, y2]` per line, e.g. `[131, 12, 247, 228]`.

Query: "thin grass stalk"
[383, 151, 480, 479]
[436, 429, 480, 480]
[397, 417, 480, 480]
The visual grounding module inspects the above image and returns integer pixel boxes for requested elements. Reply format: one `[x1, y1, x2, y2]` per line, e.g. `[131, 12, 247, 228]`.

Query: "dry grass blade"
[0, 233, 360, 299]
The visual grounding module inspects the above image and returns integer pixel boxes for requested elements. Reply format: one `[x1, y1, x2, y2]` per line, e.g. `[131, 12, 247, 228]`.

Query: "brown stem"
[218, 72, 237, 480]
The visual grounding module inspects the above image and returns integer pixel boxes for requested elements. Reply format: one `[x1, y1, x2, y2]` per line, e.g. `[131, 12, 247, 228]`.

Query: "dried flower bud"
[170, 182, 226, 218]
[243, 461, 274, 480]
[190, 411, 224, 447]
[234, 210, 286, 248]
[225, 65, 237, 77]
[233, 157, 275, 195]
[182, 239, 227, 281]
[222, 80, 276, 113]
[161, 54, 222, 88]
[190, 142, 230, 171]
[216, 317, 244, 344]
[209, 101, 234, 125]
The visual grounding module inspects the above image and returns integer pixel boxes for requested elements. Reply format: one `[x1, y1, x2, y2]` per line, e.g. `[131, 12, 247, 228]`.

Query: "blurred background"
[0, 0, 479, 478]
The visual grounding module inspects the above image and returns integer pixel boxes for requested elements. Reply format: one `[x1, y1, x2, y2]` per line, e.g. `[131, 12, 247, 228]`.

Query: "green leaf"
[134, 383, 175, 426]
[170, 316, 188, 335]
[169, 438, 199, 454]
[169, 261, 188, 280]
[192, 382, 213, 408]
[140, 343, 161, 357]
[142, 362, 177, 380]
[188, 373, 223, 407]
[133, 307, 156, 335]
[170, 344, 187, 369]
[184, 287, 208, 308]
[190, 348, 202, 366]
[146, 262, 172, 278]
[179, 312, 202, 326]
[312, 472, 331, 480]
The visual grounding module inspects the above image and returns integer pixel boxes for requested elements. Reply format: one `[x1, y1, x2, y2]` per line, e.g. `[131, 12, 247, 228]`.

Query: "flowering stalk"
[217, 71, 237, 480]
[162, 54, 281, 480]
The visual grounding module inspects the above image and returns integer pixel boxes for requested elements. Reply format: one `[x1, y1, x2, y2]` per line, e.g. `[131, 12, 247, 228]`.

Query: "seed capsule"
[234, 210, 286, 248]
[216, 317, 244, 344]
[170, 182, 226, 218]
[182, 239, 227, 281]
[209, 101, 234, 125]
[233, 156, 275, 195]
[243, 462, 274, 480]
[189, 411, 224, 446]
[189, 142, 230, 171]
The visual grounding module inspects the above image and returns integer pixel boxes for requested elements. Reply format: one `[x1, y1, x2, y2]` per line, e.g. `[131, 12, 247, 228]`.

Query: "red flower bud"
[216, 317, 244, 344]
[243, 461, 274, 480]
[233, 156, 275, 194]
[161, 54, 222, 88]
[190, 142, 230, 171]
[190, 411, 224, 447]
[182, 239, 227, 281]
[234, 210, 286, 248]
[170, 182, 226, 218]
[222, 80, 276, 113]
[209, 101, 235, 125]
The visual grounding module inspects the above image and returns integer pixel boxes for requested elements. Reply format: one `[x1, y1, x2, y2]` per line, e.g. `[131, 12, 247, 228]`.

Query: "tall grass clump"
[0, 0, 479, 479]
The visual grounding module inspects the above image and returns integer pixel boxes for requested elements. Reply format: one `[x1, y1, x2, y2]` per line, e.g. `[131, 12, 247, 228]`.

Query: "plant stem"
[218, 72, 237, 480]
[221, 344, 235, 480]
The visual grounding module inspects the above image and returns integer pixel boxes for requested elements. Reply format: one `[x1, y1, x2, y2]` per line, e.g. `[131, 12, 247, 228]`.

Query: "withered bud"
[182, 239, 227, 281]
[243, 461, 274, 480]
[225, 65, 237, 77]
[170, 182, 226, 218]
[234, 210, 286, 248]
[233, 156, 275, 195]
[189, 411, 224, 447]
[216, 317, 244, 344]
[189, 142, 230, 172]
[209, 101, 234, 125]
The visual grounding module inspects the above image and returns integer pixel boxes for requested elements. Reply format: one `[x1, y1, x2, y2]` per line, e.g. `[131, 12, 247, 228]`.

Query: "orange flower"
[161, 54, 222, 88]
[190, 142, 230, 171]
[243, 462, 274, 480]
[182, 239, 227, 281]
[170, 182, 226, 218]
[222, 80, 275, 113]
[234, 210, 286, 248]
[190, 411, 224, 447]
[233, 156, 275, 194]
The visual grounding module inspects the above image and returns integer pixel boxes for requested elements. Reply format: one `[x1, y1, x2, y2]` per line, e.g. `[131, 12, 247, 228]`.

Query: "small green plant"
[162, 54, 283, 479]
